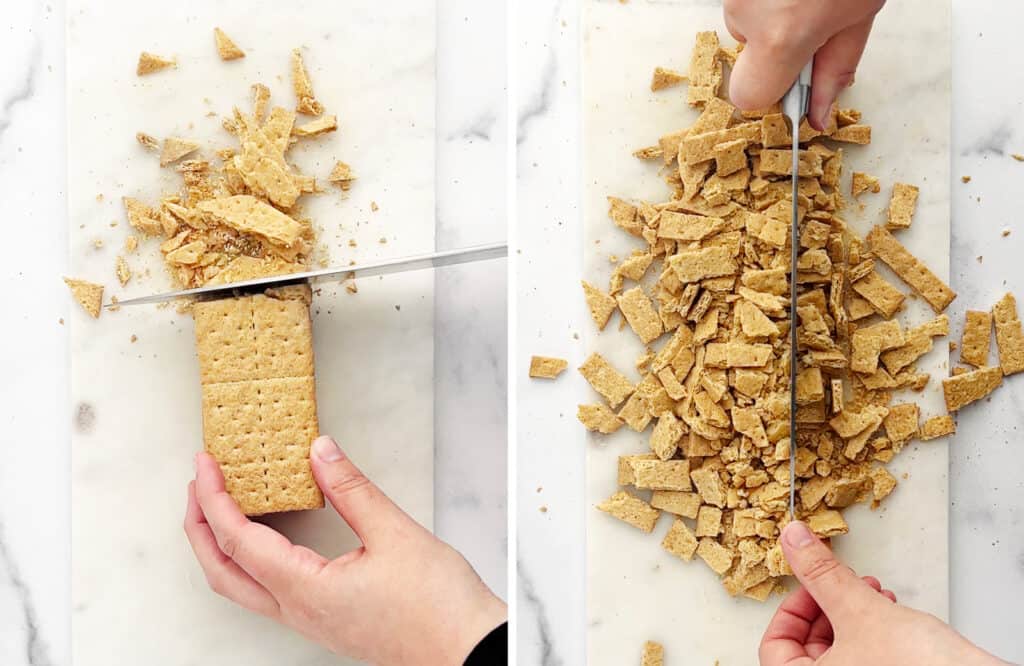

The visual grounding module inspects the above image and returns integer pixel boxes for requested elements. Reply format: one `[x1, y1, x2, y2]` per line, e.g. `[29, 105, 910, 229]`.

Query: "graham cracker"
[529, 355, 568, 379]
[886, 183, 919, 229]
[194, 291, 323, 516]
[63, 277, 104, 318]
[290, 48, 324, 116]
[641, 641, 665, 666]
[197, 195, 304, 247]
[867, 225, 955, 313]
[959, 310, 992, 368]
[579, 352, 635, 408]
[596, 491, 660, 532]
[992, 292, 1024, 375]
[579, 404, 624, 435]
[942, 366, 1003, 412]
[920, 415, 956, 440]
[650, 491, 701, 518]
[137, 51, 175, 76]
[662, 518, 699, 561]
[213, 27, 245, 61]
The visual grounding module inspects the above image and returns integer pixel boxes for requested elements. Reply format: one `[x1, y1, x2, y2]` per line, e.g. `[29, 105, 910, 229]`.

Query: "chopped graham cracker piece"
[529, 355, 568, 379]
[807, 510, 849, 537]
[851, 271, 905, 318]
[617, 287, 663, 344]
[942, 366, 1003, 411]
[883, 403, 919, 447]
[650, 66, 686, 91]
[830, 124, 871, 144]
[886, 183, 919, 229]
[650, 491, 700, 518]
[290, 48, 324, 116]
[123, 197, 163, 236]
[641, 641, 664, 666]
[960, 310, 993, 367]
[213, 27, 245, 61]
[136, 51, 175, 76]
[63, 277, 103, 318]
[596, 491, 660, 532]
[686, 31, 723, 106]
[697, 538, 734, 575]
[633, 459, 691, 491]
[992, 292, 1024, 375]
[582, 280, 617, 330]
[662, 518, 699, 561]
[650, 412, 684, 460]
[136, 132, 159, 150]
[160, 137, 200, 167]
[579, 353, 634, 408]
[920, 415, 956, 440]
[115, 256, 131, 286]
[851, 172, 880, 198]
[197, 195, 304, 247]
[867, 225, 955, 313]
[293, 115, 338, 137]
[578, 404, 623, 434]
[328, 161, 356, 190]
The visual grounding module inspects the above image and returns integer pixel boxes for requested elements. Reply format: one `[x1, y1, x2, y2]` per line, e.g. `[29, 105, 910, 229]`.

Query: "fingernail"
[783, 521, 815, 548]
[313, 435, 343, 462]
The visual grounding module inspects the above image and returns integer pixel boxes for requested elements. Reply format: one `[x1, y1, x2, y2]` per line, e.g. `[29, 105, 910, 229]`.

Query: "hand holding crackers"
[185, 438, 507, 664]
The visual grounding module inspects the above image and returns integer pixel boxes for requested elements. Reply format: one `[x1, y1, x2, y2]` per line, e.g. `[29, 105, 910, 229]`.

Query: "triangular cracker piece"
[213, 27, 245, 61]
[328, 161, 356, 190]
[160, 137, 200, 167]
[290, 48, 324, 116]
[63, 277, 103, 318]
[136, 52, 175, 76]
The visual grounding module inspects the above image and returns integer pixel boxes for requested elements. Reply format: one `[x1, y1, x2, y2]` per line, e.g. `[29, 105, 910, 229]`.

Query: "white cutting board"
[67, 1, 435, 664]
[583, 1, 951, 663]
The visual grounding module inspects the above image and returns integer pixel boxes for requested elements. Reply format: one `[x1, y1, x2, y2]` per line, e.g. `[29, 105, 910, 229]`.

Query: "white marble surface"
[0, 1, 506, 664]
[517, 0, 1024, 664]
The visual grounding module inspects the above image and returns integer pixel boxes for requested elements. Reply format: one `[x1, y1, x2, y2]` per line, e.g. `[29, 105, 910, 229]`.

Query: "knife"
[782, 61, 813, 519]
[108, 241, 507, 308]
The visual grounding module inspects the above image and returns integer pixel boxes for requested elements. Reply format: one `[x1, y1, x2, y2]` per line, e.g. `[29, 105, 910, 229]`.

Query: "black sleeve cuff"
[464, 622, 507, 665]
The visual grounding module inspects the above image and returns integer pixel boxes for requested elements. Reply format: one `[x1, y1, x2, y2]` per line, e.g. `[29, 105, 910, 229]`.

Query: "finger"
[862, 575, 882, 592]
[881, 589, 897, 603]
[184, 480, 280, 617]
[310, 435, 418, 548]
[728, 37, 817, 111]
[195, 452, 326, 596]
[780, 521, 878, 622]
[722, 2, 745, 44]
[758, 585, 820, 666]
[807, 17, 875, 130]
[805, 612, 834, 658]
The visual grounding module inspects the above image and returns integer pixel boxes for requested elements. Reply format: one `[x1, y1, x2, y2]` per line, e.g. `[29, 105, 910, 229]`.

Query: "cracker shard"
[992, 292, 1024, 375]
[213, 27, 245, 61]
[579, 352, 634, 408]
[920, 415, 956, 440]
[197, 195, 305, 247]
[886, 183, 919, 229]
[650, 66, 686, 92]
[867, 225, 955, 313]
[686, 31, 723, 106]
[328, 161, 356, 190]
[581, 280, 617, 330]
[63, 277, 103, 318]
[662, 518, 699, 561]
[529, 355, 568, 379]
[641, 640, 664, 666]
[293, 115, 338, 137]
[291, 48, 324, 116]
[942, 366, 1003, 411]
[596, 491, 660, 532]
[160, 137, 200, 167]
[136, 51, 175, 76]
[578, 404, 623, 434]
[960, 310, 993, 368]
[617, 286, 663, 344]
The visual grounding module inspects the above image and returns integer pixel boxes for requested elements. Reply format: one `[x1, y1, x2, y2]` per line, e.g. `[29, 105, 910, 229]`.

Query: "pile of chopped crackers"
[577, 31, 1024, 601]
[65, 29, 356, 317]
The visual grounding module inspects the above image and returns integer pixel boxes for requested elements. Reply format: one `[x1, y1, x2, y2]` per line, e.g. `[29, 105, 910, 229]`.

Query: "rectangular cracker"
[886, 183, 920, 229]
[596, 491, 660, 532]
[680, 123, 761, 165]
[579, 353, 635, 408]
[529, 355, 569, 379]
[992, 292, 1024, 375]
[650, 491, 701, 518]
[632, 459, 691, 491]
[960, 310, 993, 368]
[668, 246, 738, 283]
[197, 195, 304, 247]
[883, 403, 920, 447]
[662, 518, 699, 561]
[942, 366, 1003, 411]
[714, 138, 748, 177]
[252, 293, 316, 380]
[617, 286, 665, 344]
[758, 149, 824, 178]
[697, 538, 734, 575]
[920, 415, 956, 440]
[617, 453, 658, 485]
[851, 271, 905, 318]
[867, 226, 956, 313]
[650, 412, 684, 460]
[686, 31, 723, 106]
[656, 211, 725, 241]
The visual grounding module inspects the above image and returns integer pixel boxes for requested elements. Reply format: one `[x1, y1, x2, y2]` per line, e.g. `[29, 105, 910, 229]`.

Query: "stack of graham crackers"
[194, 285, 324, 515]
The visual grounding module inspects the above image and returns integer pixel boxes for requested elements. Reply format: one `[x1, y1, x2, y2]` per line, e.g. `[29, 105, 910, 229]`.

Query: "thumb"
[780, 521, 878, 621]
[807, 17, 875, 130]
[310, 435, 413, 547]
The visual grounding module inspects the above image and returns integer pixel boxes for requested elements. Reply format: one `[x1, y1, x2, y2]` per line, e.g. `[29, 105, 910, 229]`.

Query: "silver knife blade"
[109, 241, 507, 308]
[783, 60, 813, 519]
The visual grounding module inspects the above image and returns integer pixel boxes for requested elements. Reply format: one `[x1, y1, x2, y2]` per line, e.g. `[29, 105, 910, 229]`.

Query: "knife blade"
[782, 61, 813, 519]
[109, 241, 507, 308]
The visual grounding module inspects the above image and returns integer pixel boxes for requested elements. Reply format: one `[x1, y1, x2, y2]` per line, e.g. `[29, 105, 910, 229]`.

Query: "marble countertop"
[517, 0, 1024, 664]
[0, 1, 506, 664]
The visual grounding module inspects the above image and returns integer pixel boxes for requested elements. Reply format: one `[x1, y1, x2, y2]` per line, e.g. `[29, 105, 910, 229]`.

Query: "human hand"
[759, 521, 1005, 666]
[723, 0, 886, 130]
[184, 436, 506, 665]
